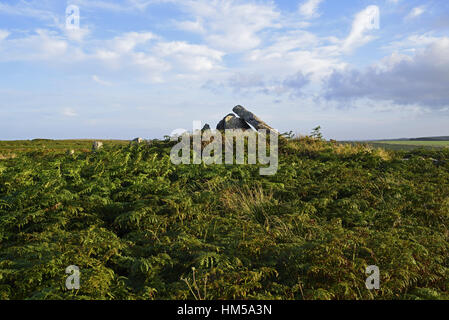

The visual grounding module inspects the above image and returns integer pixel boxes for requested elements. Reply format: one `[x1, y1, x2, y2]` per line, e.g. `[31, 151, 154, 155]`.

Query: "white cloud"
[173, 0, 281, 52]
[174, 19, 205, 33]
[0, 29, 70, 62]
[126, 0, 154, 11]
[89, 30, 223, 76]
[110, 32, 156, 53]
[154, 41, 224, 72]
[92, 75, 112, 86]
[298, 0, 324, 19]
[90, 31, 169, 79]
[342, 5, 380, 53]
[0, 30, 10, 42]
[1, 1, 444, 108]
[131, 52, 169, 72]
[64, 27, 91, 42]
[244, 29, 345, 82]
[62, 108, 78, 117]
[0, 29, 161, 82]
[384, 33, 441, 53]
[325, 38, 449, 107]
[201, 28, 347, 97]
[68, 0, 154, 12]
[406, 6, 426, 20]
[0, 2, 59, 23]
[0, 0, 371, 88]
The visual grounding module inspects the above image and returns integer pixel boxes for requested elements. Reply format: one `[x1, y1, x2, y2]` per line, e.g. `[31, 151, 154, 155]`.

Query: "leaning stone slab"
[232, 105, 278, 133]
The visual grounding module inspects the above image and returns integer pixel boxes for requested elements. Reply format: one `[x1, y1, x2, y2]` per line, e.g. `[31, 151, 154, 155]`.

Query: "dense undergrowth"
[0, 136, 448, 300]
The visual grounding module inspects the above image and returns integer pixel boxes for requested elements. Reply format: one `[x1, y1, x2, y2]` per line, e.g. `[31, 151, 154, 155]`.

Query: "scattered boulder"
[66, 149, 75, 156]
[401, 157, 443, 165]
[132, 137, 144, 144]
[216, 113, 251, 131]
[232, 105, 277, 133]
[429, 158, 440, 165]
[92, 141, 103, 152]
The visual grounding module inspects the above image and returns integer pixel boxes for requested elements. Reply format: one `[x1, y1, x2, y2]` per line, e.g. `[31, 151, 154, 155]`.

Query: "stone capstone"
[232, 105, 277, 133]
[216, 113, 251, 131]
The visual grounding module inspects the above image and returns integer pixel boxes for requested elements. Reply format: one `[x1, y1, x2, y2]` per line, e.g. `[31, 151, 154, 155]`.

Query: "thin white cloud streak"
[62, 107, 78, 117]
[0, 2, 59, 23]
[0, 30, 10, 41]
[383, 33, 441, 53]
[154, 41, 224, 72]
[0, 29, 71, 62]
[341, 5, 380, 53]
[92, 75, 113, 86]
[67, 0, 155, 12]
[298, 0, 324, 19]
[406, 6, 426, 20]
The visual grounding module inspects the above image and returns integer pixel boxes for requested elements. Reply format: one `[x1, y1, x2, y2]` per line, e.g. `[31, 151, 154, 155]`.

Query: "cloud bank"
[325, 38, 449, 108]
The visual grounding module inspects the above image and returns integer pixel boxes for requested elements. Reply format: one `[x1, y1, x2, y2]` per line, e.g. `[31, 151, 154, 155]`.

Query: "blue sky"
[0, 0, 448, 140]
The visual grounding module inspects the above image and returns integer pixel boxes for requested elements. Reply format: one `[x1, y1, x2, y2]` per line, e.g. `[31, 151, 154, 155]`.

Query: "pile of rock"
[131, 137, 153, 146]
[203, 105, 278, 133]
[113, 106, 276, 149]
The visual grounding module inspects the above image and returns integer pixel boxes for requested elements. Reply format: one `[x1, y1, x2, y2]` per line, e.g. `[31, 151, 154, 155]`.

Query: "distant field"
[373, 140, 449, 147]
[365, 140, 449, 151]
[0, 139, 129, 158]
[340, 140, 449, 151]
[2, 139, 448, 157]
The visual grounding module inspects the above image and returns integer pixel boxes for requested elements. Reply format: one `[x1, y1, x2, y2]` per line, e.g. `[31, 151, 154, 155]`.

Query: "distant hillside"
[410, 136, 449, 141]
[370, 136, 449, 142]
